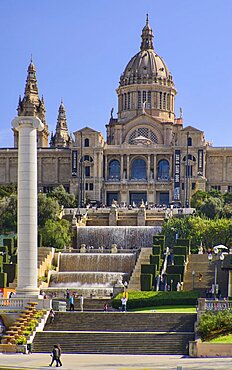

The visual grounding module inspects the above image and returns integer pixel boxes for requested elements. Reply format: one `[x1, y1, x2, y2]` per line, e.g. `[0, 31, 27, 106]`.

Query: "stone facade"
[0, 17, 231, 206]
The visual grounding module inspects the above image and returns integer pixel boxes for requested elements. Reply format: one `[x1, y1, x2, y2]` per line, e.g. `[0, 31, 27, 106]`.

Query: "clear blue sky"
[0, 0, 232, 147]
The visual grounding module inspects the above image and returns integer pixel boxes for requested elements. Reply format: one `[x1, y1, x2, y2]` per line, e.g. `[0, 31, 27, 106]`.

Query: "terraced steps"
[33, 331, 194, 354]
[32, 312, 196, 355]
[44, 312, 195, 333]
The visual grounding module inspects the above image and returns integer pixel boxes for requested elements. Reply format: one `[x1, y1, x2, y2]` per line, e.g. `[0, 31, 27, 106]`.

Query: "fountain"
[44, 252, 136, 298]
[76, 226, 161, 249]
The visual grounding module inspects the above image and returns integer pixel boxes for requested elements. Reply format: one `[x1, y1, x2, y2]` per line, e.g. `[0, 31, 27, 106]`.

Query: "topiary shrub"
[152, 245, 161, 255]
[173, 246, 188, 258]
[173, 255, 185, 265]
[150, 255, 160, 267]
[140, 274, 153, 291]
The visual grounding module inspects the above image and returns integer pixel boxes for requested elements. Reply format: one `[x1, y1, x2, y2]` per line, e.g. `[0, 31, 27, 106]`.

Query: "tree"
[40, 219, 71, 249]
[190, 190, 208, 209]
[0, 194, 17, 233]
[47, 185, 76, 208]
[38, 193, 60, 228]
[223, 192, 232, 204]
[199, 197, 223, 219]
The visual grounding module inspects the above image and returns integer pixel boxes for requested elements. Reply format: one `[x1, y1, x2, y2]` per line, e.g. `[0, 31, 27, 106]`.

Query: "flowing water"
[76, 226, 161, 249]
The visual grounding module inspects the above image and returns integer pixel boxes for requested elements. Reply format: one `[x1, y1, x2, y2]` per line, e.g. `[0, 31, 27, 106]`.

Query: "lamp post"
[192, 270, 195, 290]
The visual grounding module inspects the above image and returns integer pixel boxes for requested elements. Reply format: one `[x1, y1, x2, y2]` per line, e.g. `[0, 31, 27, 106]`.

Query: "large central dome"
[120, 16, 174, 88]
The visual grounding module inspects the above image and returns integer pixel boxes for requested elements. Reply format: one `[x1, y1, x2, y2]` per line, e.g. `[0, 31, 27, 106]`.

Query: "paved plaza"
[0, 354, 232, 370]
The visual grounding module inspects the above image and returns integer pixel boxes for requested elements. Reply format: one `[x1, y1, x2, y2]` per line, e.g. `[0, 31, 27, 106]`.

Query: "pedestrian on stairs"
[69, 295, 75, 311]
[80, 294, 84, 312]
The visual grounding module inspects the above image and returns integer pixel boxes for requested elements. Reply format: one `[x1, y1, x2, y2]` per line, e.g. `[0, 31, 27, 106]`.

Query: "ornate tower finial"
[146, 13, 149, 26]
[140, 15, 154, 51]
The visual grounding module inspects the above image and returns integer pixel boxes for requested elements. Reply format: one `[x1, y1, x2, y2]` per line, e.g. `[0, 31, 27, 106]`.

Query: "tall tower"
[50, 100, 71, 148]
[14, 60, 49, 147]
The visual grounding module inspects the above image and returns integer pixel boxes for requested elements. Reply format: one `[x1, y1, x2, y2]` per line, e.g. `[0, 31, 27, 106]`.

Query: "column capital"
[11, 116, 44, 132]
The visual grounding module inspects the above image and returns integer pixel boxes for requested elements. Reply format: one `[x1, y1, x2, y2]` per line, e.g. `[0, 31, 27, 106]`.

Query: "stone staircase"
[183, 254, 214, 291]
[38, 247, 54, 279]
[128, 247, 152, 290]
[32, 312, 196, 355]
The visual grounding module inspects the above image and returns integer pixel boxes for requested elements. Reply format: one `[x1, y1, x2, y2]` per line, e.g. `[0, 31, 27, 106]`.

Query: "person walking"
[57, 344, 62, 367]
[80, 294, 84, 312]
[69, 295, 74, 311]
[49, 344, 59, 367]
[121, 296, 127, 312]
[49, 309, 55, 324]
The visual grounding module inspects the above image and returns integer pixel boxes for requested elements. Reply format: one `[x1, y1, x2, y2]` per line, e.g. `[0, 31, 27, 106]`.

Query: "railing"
[0, 298, 27, 308]
[198, 298, 232, 313]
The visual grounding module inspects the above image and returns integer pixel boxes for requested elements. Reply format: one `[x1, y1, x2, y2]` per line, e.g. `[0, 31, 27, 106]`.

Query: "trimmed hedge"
[153, 235, 165, 252]
[3, 238, 14, 255]
[0, 272, 7, 288]
[3, 263, 16, 284]
[141, 264, 156, 275]
[174, 255, 185, 266]
[167, 265, 185, 280]
[175, 239, 190, 247]
[173, 246, 188, 258]
[140, 274, 153, 291]
[112, 290, 199, 309]
[0, 247, 9, 263]
[150, 255, 160, 267]
[152, 245, 161, 255]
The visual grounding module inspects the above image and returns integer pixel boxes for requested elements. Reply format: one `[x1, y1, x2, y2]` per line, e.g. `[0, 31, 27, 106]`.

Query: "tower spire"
[50, 100, 70, 148]
[14, 60, 49, 148]
[140, 14, 154, 51]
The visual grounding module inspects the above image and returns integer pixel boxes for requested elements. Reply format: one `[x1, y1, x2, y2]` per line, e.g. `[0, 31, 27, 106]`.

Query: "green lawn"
[129, 305, 196, 313]
[209, 334, 232, 343]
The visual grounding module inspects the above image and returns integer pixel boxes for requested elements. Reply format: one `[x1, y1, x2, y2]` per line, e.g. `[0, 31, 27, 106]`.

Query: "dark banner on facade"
[174, 150, 180, 201]
[72, 150, 78, 177]
[198, 149, 204, 176]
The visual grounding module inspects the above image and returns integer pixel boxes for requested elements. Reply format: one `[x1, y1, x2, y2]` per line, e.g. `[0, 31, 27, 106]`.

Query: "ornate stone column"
[12, 116, 44, 297]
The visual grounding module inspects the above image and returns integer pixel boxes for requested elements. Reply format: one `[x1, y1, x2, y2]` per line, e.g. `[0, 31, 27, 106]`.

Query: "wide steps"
[33, 332, 194, 354]
[44, 312, 196, 333]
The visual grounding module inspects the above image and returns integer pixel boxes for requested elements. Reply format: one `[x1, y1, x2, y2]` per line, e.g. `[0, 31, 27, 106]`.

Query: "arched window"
[157, 159, 170, 180]
[131, 158, 147, 180]
[187, 137, 192, 146]
[84, 138, 89, 147]
[108, 160, 120, 180]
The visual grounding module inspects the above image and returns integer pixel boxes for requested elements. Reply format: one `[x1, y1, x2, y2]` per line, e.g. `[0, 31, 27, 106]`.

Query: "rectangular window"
[138, 91, 141, 109]
[142, 91, 146, 103]
[124, 93, 127, 110]
[228, 186, 232, 193]
[182, 183, 184, 190]
[211, 185, 221, 191]
[85, 166, 90, 177]
[163, 92, 166, 110]
[127, 92, 131, 109]
[89, 183, 94, 191]
[159, 92, 162, 109]
[185, 165, 192, 177]
[192, 182, 196, 190]
[85, 183, 88, 190]
[147, 91, 151, 108]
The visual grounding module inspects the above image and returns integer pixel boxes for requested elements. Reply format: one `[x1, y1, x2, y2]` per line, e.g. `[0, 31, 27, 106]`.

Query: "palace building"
[0, 16, 232, 206]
